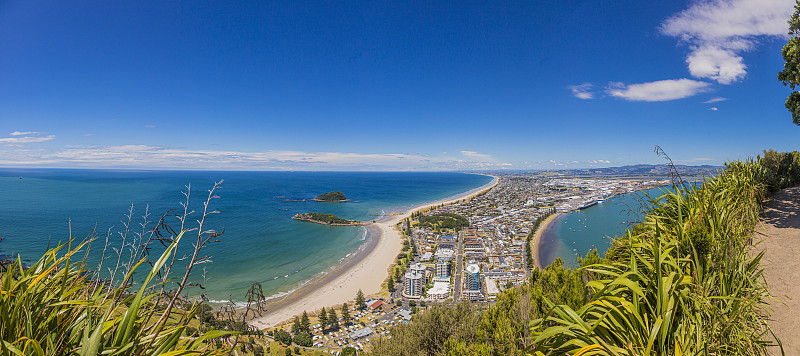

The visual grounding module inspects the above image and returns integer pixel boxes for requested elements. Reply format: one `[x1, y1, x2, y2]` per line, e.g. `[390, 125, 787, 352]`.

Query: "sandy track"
[757, 187, 800, 355]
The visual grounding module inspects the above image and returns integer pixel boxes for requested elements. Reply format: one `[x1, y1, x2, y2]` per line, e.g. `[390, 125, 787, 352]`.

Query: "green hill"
[314, 191, 348, 201]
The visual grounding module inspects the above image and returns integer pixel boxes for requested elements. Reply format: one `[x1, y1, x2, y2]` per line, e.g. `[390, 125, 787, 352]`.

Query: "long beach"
[248, 175, 499, 329]
[531, 212, 563, 270]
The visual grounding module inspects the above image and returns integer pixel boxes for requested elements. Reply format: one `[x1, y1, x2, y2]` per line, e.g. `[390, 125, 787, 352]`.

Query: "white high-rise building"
[403, 271, 424, 298]
[409, 262, 427, 275]
[435, 259, 450, 278]
[465, 264, 481, 291]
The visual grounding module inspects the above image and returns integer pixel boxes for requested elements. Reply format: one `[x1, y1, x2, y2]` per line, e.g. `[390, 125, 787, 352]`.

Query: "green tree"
[274, 329, 292, 345]
[387, 278, 395, 292]
[293, 332, 312, 347]
[284, 347, 292, 356]
[341, 347, 357, 356]
[291, 316, 301, 335]
[355, 289, 367, 310]
[319, 307, 328, 330]
[370, 303, 487, 355]
[779, 1, 800, 124]
[328, 309, 340, 330]
[340, 303, 351, 325]
[300, 311, 310, 334]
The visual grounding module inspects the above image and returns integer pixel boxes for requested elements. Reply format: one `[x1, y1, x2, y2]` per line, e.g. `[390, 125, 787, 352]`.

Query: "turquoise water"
[0, 169, 491, 301]
[538, 187, 668, 268]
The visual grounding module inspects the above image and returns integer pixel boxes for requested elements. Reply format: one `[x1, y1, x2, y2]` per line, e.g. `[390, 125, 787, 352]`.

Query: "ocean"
[0, 169, 492, 302]
[538, 186, 668, 268]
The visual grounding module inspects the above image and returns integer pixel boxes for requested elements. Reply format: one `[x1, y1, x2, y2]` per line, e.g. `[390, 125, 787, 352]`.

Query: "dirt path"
[759, 187, 800, 355]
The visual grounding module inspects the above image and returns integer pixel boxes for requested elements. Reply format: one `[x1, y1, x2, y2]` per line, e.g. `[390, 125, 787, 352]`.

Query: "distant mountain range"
[492, 164, 724, 178]
[564, 164, 723, 177]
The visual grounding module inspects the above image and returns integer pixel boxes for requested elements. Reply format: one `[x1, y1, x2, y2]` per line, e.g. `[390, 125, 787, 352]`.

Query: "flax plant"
[529, 158, 780, 355]
[0, 182, 233, 356]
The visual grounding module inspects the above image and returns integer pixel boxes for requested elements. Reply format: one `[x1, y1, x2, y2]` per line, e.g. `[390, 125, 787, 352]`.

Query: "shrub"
[274, 329, 292, 345]
[293, 332, 312, 347]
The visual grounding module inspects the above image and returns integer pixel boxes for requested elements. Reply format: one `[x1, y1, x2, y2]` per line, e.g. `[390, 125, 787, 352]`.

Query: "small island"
[313, 191, 348, 202]
[292, 212, 367, 226]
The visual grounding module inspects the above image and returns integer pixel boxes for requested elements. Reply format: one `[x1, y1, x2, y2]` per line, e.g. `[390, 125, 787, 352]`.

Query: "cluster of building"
[399, 174, 669, 304]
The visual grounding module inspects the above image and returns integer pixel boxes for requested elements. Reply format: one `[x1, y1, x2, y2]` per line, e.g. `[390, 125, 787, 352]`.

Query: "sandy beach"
[249, 175, 499, 329]
[531, 212, 563, 270]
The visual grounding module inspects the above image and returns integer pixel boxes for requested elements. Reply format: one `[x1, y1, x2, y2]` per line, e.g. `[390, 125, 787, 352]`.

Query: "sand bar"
[531, 212, 563, 270]
[249, 174, 499, 329]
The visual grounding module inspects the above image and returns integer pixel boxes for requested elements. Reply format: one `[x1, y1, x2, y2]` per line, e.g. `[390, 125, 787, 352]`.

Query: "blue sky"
[0, 0, 798, 170]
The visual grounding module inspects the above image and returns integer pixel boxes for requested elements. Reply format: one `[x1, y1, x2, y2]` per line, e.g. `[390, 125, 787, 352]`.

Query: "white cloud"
[607, 79, 711, 101]
[588, 160, 612, 164]
[704, 97, 727, 103]
[0, 134, 55, 144]
[10, 131, 40, 136]
[569, 83, 595, 99]
[709, 107, 719, 111]
[0, 145, 515, 171]
[460, 150, 493, 160]
[685, 46, 746, 84]
[660, 0, 794, 84]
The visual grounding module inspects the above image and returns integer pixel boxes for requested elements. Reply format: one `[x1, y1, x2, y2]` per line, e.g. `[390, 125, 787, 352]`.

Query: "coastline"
[531, 212, 563, 270]
[249, 174, 499, 329]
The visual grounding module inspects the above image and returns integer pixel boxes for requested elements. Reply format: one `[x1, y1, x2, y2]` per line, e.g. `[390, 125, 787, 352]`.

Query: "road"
[453, 230, 464, 302]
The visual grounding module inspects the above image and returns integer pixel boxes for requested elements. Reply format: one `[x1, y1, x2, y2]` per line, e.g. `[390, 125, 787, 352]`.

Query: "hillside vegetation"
[371, 150, 800, 356]
[292, 212, 362, 225]
[0, 182, 244, 356]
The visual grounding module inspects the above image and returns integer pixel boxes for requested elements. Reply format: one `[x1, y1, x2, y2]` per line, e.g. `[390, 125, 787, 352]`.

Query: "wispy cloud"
[569, 83, 595, 99]
[587, 159, 611, 164]
[660, 0, 793, 84]
[460, 150, 493, 160]
[10, 131, 40, 136]
[709, 107, 719, 111]
[0, 134, 56, 144]
[704, 97, 727, 103]
[607, 79, 711, 102]
[0, 145, 515, 171]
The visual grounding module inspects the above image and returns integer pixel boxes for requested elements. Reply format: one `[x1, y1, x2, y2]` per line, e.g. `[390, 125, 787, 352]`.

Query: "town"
[258, 173, 673, 355]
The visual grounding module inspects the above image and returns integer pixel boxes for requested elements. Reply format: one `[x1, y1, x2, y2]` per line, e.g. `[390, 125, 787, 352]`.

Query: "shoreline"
[248, 174, 499, 329]
[531, 212, 564, 270]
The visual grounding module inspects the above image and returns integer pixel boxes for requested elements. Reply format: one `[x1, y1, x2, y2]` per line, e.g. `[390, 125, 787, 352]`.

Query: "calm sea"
[538, 187, 669, 268]
[0, 169, 491, 302]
